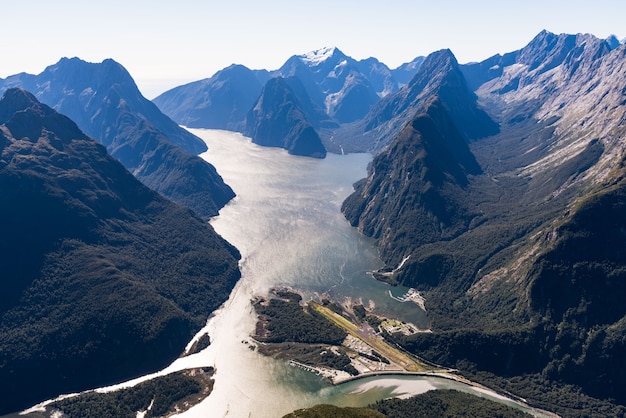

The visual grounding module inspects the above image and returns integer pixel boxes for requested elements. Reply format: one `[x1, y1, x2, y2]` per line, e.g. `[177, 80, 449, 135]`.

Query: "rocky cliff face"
[0, 89, 241, 414]
[244, 77, 326, 158]
[360, 49, 499, 152]
[342, 97, 482, 264]
[0, 58, 234, 218]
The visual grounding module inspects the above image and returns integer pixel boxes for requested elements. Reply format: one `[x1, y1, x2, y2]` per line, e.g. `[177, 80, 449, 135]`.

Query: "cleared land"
[309, 302, 436, 375]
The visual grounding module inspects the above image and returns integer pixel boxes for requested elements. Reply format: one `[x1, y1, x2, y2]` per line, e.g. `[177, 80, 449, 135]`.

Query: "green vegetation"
[185, 333, 211, 356]
[371, 389, 531, 417]
[0, 90, 241, 414]
[51, 369, 211, 418]
[378, 172, 626, 416]
[1, 57, 235, 219]
[284, 404, 385, 418]
[341, 77, 626, 414]
[461, 370, 626, 418]
[253, 293, 357, 375]
[282, 390, 532, 417]
[254, 296, 347, 345]
[353, 304, 367, 321]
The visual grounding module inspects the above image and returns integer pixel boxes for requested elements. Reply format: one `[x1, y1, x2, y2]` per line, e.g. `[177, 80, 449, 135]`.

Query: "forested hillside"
[0, 89, 240, 414]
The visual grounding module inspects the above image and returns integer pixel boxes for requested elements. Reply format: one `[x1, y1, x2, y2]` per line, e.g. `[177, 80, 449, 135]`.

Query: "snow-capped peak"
[300, 47, 337, 65]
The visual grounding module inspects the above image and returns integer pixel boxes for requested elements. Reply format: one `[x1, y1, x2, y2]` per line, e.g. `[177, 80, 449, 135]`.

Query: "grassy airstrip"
[309, 302, 438, 374]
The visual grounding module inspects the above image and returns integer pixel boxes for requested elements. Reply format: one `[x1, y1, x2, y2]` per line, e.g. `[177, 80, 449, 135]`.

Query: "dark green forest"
[0, 89, 241, 414]
[283, 390, 531, 417]
[51, 369, 211, 418]
[254, 295, 347, 345]
[253, 293, 358, 375]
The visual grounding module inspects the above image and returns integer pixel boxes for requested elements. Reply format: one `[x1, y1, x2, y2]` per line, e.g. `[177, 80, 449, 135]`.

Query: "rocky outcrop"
[245, 77, 326, 158]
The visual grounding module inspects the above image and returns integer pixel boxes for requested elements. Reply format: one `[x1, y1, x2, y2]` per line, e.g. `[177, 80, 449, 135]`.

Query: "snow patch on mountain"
[300, 47, 337, 66]
[327, 59, 348, 79]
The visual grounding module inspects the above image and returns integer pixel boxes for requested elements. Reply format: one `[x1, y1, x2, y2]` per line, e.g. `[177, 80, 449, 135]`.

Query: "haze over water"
[165, 129, 548, 417]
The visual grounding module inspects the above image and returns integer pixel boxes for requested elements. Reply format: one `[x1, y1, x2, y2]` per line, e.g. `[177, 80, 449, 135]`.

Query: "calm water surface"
[163, 129, 550, 417]
[5, 129, 553, 418]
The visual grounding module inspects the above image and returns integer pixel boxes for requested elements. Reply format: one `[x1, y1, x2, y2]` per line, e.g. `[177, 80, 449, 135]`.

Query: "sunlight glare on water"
[169, 129, 548, 418]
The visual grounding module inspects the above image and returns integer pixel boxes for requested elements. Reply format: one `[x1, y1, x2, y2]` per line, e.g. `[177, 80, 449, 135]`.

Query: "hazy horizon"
[2, 0, 625, 98]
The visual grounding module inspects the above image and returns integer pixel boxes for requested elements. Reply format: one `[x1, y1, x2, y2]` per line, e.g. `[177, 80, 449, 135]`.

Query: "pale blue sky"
[1, 0, 624, 98]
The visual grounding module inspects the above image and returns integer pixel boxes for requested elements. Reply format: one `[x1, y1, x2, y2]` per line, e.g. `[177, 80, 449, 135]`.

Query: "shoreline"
[329, 369, 560, 418]
[331, 370, 559, 418]
[253, 291, 560, 418]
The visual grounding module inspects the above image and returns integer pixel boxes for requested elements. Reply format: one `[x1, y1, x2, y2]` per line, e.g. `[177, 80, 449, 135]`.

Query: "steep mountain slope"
[357, 49, 499, 152]
[355, 56, 398, 97]
[0, 58, 234, 218]
[474, 32, 625, 179]
[154, 46, 389, 135]
[343, 97, 482, 264]
[153, 64, 268, 131]
[342, 31, 626, 414]
[244, 77, 326, 158]
[0, 89, 241, 415]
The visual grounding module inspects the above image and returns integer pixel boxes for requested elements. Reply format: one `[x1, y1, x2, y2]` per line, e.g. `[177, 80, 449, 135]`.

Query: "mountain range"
[152, 31, 626, 414]
[342, 30, 626, 415]
[0, 89, 241, 414]
[1, 28, 625, 417]
[0, 58, 234, 218]
[153, 47, 427, 156]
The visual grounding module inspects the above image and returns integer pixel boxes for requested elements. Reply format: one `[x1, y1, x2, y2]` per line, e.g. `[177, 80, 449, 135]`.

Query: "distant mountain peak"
[40, 57, 140, 98]
[413, 49, 457, 74]
[299, 47, 342, 65]
[245, 76, 326, 158]
[606, 34, 623, 50]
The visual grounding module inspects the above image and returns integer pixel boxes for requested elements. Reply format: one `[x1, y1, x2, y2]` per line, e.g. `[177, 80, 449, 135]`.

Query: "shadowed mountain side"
[523, 169, 626, 403]
[342, 98, 481, 264]
[0, 89, 241, 415]
[356, 56, 398, 97]
[153, 64, 269, 131]
[98, 108, 234, 218]
[280, 77, 338, 129]
[0, 57, 234, 218]
[358, 49, 499, 152]
[341, 31, 626, 415]
[245, 77, 326, 158]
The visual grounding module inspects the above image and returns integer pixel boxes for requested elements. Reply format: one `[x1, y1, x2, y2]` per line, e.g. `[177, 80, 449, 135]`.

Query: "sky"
[1, 0, 624, 98]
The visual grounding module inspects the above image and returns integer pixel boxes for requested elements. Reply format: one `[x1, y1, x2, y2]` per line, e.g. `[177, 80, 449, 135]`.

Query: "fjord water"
[162, 129, 548, 418]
